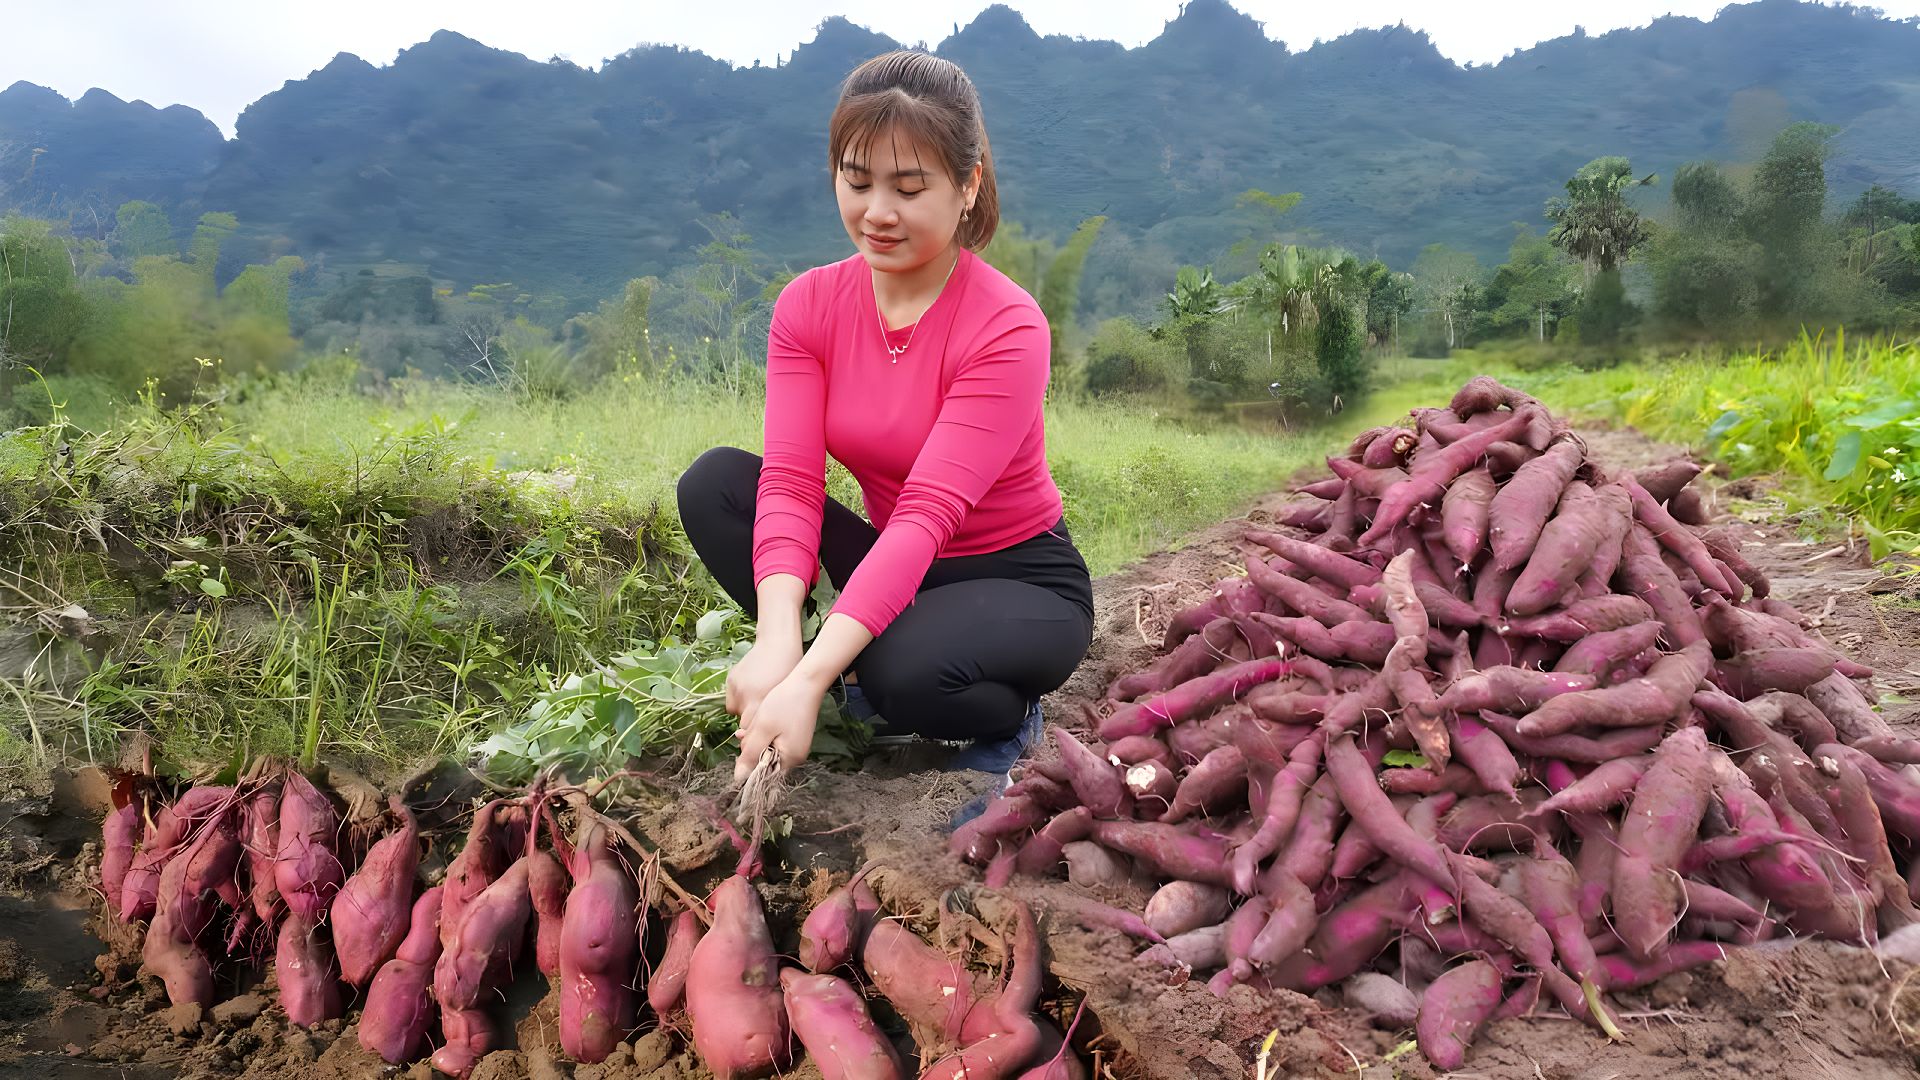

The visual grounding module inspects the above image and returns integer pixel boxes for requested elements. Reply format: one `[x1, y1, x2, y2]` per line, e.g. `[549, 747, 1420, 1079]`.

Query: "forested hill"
[3, 0, 1917, 315]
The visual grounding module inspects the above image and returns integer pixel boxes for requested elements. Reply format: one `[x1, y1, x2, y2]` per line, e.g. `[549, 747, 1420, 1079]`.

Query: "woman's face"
[836, 126, 978, 277]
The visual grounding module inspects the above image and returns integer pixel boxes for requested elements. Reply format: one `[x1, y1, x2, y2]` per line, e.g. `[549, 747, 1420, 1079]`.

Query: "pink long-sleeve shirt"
[751, 247, 1065, 636]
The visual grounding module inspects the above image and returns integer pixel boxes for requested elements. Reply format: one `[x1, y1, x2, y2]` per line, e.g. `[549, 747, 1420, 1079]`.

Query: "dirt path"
[2, 422, 1918, 1080]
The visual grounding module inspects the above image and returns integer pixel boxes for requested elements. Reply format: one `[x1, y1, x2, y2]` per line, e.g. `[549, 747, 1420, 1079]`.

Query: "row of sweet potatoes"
[97, 766, 1084, 1079]
[947, 376, 1909, 1070]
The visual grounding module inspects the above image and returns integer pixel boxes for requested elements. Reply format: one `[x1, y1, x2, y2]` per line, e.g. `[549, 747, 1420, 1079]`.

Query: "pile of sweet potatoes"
[952, 375, 1911, 1071]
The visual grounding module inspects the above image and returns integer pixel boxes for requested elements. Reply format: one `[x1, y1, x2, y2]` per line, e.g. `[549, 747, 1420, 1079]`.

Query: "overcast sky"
[5, 1, 1917, 136]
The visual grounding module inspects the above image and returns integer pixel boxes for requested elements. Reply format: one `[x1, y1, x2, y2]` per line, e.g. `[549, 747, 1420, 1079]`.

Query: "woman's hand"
[734, 672, 825, 783]
[725, 637, 803, 728]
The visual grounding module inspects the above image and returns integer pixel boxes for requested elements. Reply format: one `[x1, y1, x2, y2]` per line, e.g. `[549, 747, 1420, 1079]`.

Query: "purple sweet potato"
[1013, 808, 1095, 878]
[277, 909, 344, 1027]
[1441, 467, 1496, 569]
[142, 805, 243, 1006]
[782, 969, 907, 1080]
[1245, 555, 1374, 627]
[1450, 715, 1523, 800]
[1624, 477, 1739, 597]
[1324, 735, 1452, 890]
[1437, 667, 1596, 715]
[688, 875, 794, 1078]
[863, 918, 977, 1048]
[1098, 658, 1293, 741]
[1416, 959, 1505, 1071]
[1494, 594, 1658, 642]
[1518, 641, 1711, 737]
[100, 802, 140, 917]
[1244, 529, 1382, 590]
[1051, 728, 1131, 818]
[1163, 745, 1249, 824]
[1551, 622, 1664, 682]
[1108, 617, 1239, 702]
[1088, 821, 1232, 886]
[1489, 439, 1584, 570]
[648, 908, 705, 1016]
[243, 783, 282, 923]
[274, 770, 343, 920]
[528, 848, 568, 978]
[1712, 648, 1838, 700]
[330, 794, 420, 987]
[1634, 460, 1705, 503]
[120, 784, 235, 923]
[1360, 408, 1543, 547]
[1230, 734, 1323, 894]
[432, 1006, 496, 1079]
[1522, 757, 1652, 820]
[1479, 712, 1664, 763]
[1597, 941, 1726, 991]
[1611, 728, 1713, 960]
[1161, 577, 1264, 651]
[1507, 484, 1631, 615]
[950, 795, 1046, 865]
[359, 887, 443, 1065]
[434, 854, 533, 1011]
[559, 823, 640, 1063]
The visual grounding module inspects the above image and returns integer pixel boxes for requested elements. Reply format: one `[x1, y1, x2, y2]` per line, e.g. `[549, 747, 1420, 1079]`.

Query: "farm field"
[2, 342, 1918, 1078]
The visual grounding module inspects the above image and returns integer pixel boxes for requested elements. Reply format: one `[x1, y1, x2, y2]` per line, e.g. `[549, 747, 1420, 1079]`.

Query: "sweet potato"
[1098, 658, 1293, 740]
[560, 824, 640, 1063]
[1325, 735, 1453, 890]
[434, 854, 533, 1011]
[1552, 622, 1663, 682]
[331, 794, 420, 987]
[528, 847, 568, 978]
[1493, 594, 1656, 645]
[100, 802, 140, 917]
[1417, 959, 1505, 1071]
[1051, 728, 1131, 819]
[649, 907, 705, 1016]
[1326, 457, 1409, 498]
[120, 784, 234, 923]
[277, 909, 344, 1026]
[1479, 712, 1664, 762]
[1507, 484, 1631, 615]
[1450, 715, 1522, 800]
[1161, 576, 1263, 651]
[1440, 467, 1496, 569]
[1624, 476, 1739, 597]
[1806, 671, 1894, 743]
[950, 794, 1046, 865]
[1144, 881, 1233, 939]
[687, 874, 793, 1078]
[1596, 941, 1726, 991]
[782, 970, 907, 1080]
[1296, 477, 1346, 500]
[1360, 408, 1542, 547]
[1108, 617, 1239, 702]
[1436, 667, 1595, 715]
[1139, 925, 1227, 971]
[1611, 728, 1712, 960]
[1518, 640, 1711, 737]
[1014, 808, 1095, 878]
[142, 806, 243, 1006]
[274, 770, 343, 920]
[1245, 555, 1373, 626]
[1712, 648, 1837, 700]
[1244, 529, 1382, 590]
[1488, 439, 1583, 570]
[1229, 733, 1323, 893]
[432, 1006, 496, 1079]
[1273, 775, 1345, 892]
[863, 917, 976, 1048]
[1250, 613, 1391, 665]
[1163, 744, 1248, 823]
[243, 783, 282, 923]
[359, 887, 443, 1065]
[1699, 527, 1769, 598]
[1088, 821, 1233, 886]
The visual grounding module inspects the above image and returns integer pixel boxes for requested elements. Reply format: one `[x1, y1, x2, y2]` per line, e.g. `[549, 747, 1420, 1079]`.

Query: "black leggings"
[675, 446, 1095, 742]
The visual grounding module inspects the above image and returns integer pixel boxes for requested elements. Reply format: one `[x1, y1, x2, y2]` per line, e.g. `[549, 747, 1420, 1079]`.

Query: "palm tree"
[1546, 157, 1658, 281]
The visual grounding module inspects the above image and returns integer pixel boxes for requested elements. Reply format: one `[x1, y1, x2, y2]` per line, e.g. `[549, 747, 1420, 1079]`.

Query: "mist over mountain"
[4, 0, 1917, 317]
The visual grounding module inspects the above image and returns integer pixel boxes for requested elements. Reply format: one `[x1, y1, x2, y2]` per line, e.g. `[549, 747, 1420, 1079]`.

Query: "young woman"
[675, 50, 1094, 785]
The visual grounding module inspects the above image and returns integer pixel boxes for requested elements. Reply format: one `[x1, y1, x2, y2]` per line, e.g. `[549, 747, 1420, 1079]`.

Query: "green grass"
[1436, 333, 1920, 556]
[5, 358, 1447, 776]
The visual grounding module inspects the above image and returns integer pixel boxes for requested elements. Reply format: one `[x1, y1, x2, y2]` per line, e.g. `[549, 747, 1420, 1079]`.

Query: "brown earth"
[3, 421, 1919, 1080]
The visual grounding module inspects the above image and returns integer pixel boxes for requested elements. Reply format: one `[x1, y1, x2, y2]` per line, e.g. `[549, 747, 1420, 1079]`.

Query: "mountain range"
[3, 0, 1917, 319]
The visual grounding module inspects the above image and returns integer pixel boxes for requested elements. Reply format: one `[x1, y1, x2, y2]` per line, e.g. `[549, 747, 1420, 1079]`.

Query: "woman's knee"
[676, 446, 760, 518]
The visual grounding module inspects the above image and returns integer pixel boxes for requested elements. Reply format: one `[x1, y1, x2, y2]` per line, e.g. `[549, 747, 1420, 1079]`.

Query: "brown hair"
[828, 51, 1000, 251]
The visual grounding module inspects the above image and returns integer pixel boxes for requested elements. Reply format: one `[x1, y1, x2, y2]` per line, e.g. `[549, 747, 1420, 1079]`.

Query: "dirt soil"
[4, 421, 1920, 1080]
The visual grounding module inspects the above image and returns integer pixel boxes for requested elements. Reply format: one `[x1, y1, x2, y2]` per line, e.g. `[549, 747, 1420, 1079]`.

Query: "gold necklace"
[876, 253, 959, 364]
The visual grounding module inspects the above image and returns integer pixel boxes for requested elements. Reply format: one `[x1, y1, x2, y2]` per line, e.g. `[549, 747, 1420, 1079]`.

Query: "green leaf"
[1381, 749, 1429, 768]
[695, 608, 733, 642]
[1705, 409, 1743, 441]
[593, 695, 636, 733]
[1842, 399, 1919, 429]
[198, 577, 228, 597]
[1824, 430, 1863, 481]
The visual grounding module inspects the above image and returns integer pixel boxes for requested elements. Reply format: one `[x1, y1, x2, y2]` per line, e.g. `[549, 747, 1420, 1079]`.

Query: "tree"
[1546, 157, 1658, 280]
[1744, 122, 1837, 316]
[1476, 226, 1578, 341]
[1038, 215, 1107, 355]
[1650, 161, 1760, 334]
[1314, 300, 1365, 409]
[188, 212, 238, 285]
[1411, 244, 1481, 350]
[1358, 260, 1414, 351]
[0, 216, 89, 373]
[113, 201, 175, 260]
